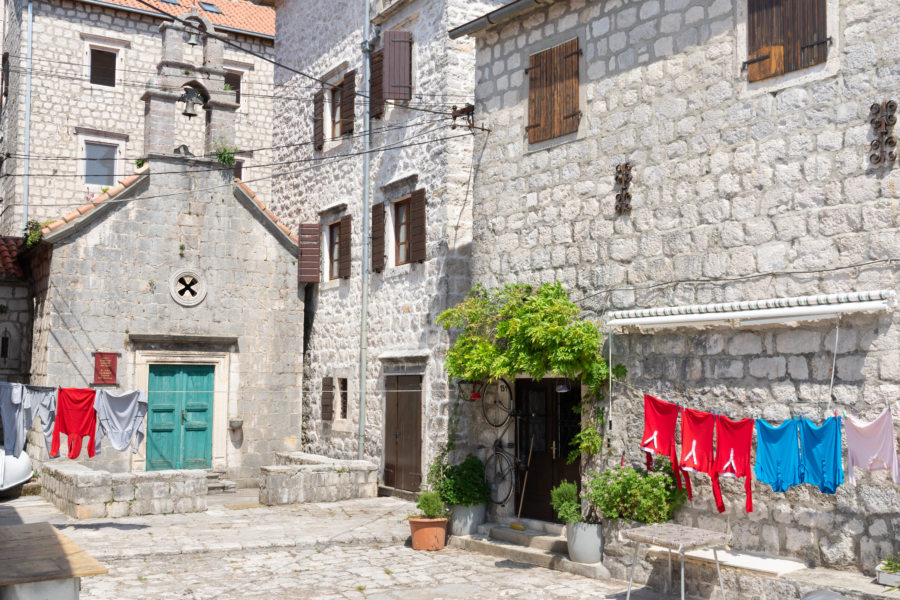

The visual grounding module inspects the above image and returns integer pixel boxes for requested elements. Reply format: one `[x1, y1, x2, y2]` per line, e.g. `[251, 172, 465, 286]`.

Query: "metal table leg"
[667, 549, 672, 595]
[680, 550, 685, 600]
[625, 542, 640, 600]
[713, 548, 726, 599]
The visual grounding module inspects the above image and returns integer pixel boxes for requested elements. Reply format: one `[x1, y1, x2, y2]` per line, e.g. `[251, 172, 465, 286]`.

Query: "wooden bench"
[0, 522, 107, 599]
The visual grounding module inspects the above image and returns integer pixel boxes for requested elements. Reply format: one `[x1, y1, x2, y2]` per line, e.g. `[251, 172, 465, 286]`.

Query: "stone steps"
[377, 485, 418, 502]
[488, 525, 568, 554]
[206, 471, 236, 495]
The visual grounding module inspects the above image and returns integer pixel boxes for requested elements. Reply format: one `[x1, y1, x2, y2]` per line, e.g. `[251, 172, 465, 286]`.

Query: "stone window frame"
[319, 61, 350, 152]
[330, 369, 355, 433]
[327, 220, 341, 281]
[379, 172, 418, 275]
[317, 202, 348, 291]
[222, 58, 253, 112]
[76, 128, 128, 192]
[392, 195, 411, 267]
[735, 0, 841, 98]
[81, 33, 130, 90]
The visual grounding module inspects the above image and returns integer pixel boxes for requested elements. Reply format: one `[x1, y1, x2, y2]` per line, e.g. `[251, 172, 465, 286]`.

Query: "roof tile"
[0, 237, 24, 280]
[92, 0, 274, 38]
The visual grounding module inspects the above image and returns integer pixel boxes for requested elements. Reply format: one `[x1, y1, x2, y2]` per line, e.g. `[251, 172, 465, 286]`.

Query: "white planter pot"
[449, 503, 486, 535]
[566, 522, 603, 564]
[876, 564, 900, 587]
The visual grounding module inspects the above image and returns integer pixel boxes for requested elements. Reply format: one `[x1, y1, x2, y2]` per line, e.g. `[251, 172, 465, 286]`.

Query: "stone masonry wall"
[269, 0, 503, 480]
[0, 0, 274, 236]
[31, 156, 303, 486]
[464, 0, 900, 575]
[258, 451, 378, 505]
[0, 281, 32, 382]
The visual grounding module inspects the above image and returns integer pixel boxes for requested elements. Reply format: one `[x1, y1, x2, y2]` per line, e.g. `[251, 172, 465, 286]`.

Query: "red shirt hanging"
[711, 415, 754, 513]
[51, 388, 98, 459]
[680, 408, 716, 474]
[641, 394, 689, 496]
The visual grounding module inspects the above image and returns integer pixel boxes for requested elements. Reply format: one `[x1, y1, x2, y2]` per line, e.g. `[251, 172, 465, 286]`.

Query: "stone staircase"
[449, 518, 611, 580]
[206, 470, 236, 494]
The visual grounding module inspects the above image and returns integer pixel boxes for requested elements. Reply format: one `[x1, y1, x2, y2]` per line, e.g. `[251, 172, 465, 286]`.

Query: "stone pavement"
[0, 492, 664, 599]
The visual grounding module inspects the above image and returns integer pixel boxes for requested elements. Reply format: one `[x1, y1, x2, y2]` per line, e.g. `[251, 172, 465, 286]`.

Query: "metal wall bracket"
[615, 163, 633, 215]
[869, 100, 898, 166]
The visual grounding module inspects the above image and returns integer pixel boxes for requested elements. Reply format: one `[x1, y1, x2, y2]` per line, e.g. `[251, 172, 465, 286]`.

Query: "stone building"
[20, 11, 302, 489]
[0, 0, 276, 237]
[452, 0, 899, 581]
[270, 0, 504, 492]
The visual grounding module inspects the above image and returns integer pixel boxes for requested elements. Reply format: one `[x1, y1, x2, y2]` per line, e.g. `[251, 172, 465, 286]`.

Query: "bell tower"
[141, 9, 238, 156]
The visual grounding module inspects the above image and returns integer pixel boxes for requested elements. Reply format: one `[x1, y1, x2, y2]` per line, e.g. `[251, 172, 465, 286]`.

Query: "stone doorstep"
[478, 518, 565, 537]
[488, 525, 568, 554]
[449, 534, 611, 580]
[207, 479, 237, 495]
[377, 486, 418, 502]
[645, 546, 808, 577]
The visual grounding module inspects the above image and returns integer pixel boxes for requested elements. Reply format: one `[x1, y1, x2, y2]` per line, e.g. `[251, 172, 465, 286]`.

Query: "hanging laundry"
[0, 382, 26, 457]
[94, 390, 147, 454]
[754, 418, 802, 493]
[680, 408, 715, 475]
[23, 386, 57, 458]
[711, 415, 754, 513]
[51, 388, 98, 460]
[641, 394, 689, 495]
[798, 416, 844, 494]
[845, 407, 900, 486]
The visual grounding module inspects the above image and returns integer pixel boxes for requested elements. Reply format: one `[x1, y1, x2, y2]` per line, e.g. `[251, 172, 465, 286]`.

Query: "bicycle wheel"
[482, 378, 513, 427]
[484, 451, 514, 505]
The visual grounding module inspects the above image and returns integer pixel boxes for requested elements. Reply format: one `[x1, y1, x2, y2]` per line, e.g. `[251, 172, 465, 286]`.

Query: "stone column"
[159, 23, 184, 63]
[205, 100, 238, 154]
[141, 89, 181, 155]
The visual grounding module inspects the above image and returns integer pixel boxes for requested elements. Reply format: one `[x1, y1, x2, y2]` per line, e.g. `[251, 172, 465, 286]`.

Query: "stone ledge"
[39, 462, 207, 519]
[259, 453, 378, 505]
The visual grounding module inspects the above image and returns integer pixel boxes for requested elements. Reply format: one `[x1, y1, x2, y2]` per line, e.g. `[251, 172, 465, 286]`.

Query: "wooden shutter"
[341, 70, 356, 135]
[372, 202, 385, 273]
[90, 49, 116, 87]
[321, 377, 334, 421]
[528, 39, 580, 144]
[409, 188, 426, 263]
[339, 214, 351, 279]
[371, 49, 384, 119]
[792, 0, 827, 71]
[313, 91, 325, 150]
[298, 223, 321, 283]
[747, 0, 785, 82]
[383, 30, 412, 101]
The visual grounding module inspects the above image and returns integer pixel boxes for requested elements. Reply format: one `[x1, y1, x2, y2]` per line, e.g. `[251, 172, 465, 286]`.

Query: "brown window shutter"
[341, 70, 356, 135]
[556, 38, 580, 138]
[372, 202, 385, 273]
[90, 49, 116, 87]
[527, 47, 548, 144]
[313, 91, 325, 150]
[747, 0, 785, 82]
[297, 223, 321, 283]
[792, 0, 827, 71]
[409, 188, 426, 263]
[371, 49, 384, 119]
[321, 377, 334, 421]
[339, 214, 352, 279]
[383, 30, 412, 101]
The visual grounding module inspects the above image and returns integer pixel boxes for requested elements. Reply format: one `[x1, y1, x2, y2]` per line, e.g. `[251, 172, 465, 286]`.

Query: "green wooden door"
[147, 364, 214, 470]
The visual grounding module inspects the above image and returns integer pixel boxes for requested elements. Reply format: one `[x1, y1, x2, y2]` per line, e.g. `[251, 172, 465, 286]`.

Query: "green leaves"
[416, 491, 448, 519]
[584, 460, 687, 524]
[434, 455, 491, 507]
[549, 480, 582, 524]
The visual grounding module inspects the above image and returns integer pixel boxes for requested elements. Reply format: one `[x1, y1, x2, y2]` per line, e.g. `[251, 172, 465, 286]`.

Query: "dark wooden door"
[516, 378, 581, 522]
[383, 375, 422, 492]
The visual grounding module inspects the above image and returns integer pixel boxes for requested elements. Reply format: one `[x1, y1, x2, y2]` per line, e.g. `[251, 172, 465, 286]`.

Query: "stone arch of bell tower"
[141, 9, 238, 156]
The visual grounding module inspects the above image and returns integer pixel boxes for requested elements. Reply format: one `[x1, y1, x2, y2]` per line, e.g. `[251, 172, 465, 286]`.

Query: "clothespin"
[620, 453, 626, 466]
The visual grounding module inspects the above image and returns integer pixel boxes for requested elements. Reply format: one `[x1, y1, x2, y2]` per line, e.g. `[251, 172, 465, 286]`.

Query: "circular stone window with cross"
[169, 269, 208, 307]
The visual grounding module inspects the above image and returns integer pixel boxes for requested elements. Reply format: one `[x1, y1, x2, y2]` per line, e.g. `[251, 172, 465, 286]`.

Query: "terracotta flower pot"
[409, 517, 448, 551]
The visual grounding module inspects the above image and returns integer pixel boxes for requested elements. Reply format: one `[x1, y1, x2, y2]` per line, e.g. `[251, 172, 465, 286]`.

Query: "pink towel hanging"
[845, 407, 900, 486]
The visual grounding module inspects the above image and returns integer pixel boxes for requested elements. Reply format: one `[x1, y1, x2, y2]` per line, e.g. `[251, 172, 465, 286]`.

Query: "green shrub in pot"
[550, 480, 582, 524]
[436, 454, 490, 507]
[585, 459, 687, 524]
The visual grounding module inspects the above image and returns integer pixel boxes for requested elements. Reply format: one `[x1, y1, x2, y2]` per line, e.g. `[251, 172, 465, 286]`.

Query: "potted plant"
[876, 554, 900, 588]
[585, 459, 687, 525]
[436, 454, 491, 535]
[409, 491, 449, 551]
[550, 480, 603, 564]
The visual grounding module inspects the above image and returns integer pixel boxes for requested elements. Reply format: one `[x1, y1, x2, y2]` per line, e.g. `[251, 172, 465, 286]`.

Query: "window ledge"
[331, 418, 354, 433]
[382, 262, 413, 279]
[524, 130, 580, 155]
[320, 278, 341, 291]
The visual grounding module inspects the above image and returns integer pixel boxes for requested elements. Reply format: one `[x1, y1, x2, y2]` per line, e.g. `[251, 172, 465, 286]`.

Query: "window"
[527, 38, 580, 144]
[330, 87, 341, 138]
[746, 0, 827, 82]
[329, 222, 341, 280]
[198, 1, 221, 13]
[84, 142, 117, 186]
[159, 0, 179, 4]
[2, 53, 9, 98]
[233, 159, 243, 180]
[394, 198, 410, 266]
[338, 378, 348, 419]
[321, 377, 334, 421]
[0, 335, 8, 360]
[224, 71, 241, 105]
[90, 48, 116, 87]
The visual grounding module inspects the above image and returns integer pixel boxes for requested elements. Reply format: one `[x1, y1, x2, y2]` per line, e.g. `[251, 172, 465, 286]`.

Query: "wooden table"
[622, 523, 730, 600]
[0, 522, 107, 599]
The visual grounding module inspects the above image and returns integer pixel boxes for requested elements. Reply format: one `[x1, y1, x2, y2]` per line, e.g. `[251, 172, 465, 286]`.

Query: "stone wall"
[270, 0, 503, 477]
[0, 0, 275, 236]
[0, 280, 33, 382]
[30, 156, 303, 486]
[258, 451, 378, 505]
[40, 460, 207, 518]
[463, 0, 900, 575]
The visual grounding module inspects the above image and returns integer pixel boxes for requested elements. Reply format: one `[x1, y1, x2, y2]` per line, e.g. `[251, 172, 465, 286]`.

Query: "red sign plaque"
[93, 352, 117, 385]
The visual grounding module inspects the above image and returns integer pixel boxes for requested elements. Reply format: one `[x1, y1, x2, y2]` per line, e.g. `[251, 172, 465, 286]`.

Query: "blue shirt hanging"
[798, 416, 844, 494]
[754, 418, 802, 493]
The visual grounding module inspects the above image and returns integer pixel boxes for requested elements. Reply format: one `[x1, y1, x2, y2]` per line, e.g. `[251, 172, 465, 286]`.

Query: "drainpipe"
[22, 0, 33, 232]
[357, 0, 371, 460]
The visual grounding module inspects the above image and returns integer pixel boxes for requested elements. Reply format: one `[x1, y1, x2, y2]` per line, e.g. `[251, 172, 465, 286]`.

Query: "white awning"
[605, 290, 896, 329]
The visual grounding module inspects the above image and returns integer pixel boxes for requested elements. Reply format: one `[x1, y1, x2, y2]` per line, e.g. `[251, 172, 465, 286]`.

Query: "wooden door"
[147, 364, 214, 470]
[383, 375, 422, 492]
[516, 378, 582, 522]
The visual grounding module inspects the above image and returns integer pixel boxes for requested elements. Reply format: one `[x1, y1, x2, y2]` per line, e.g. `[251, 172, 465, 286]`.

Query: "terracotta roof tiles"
[87, 0, 274, 38]
[0, 237, 25, 280]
